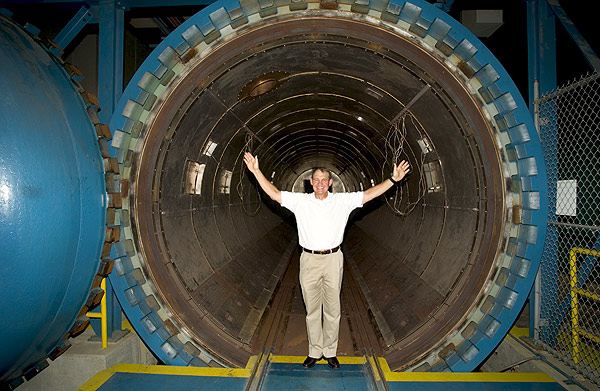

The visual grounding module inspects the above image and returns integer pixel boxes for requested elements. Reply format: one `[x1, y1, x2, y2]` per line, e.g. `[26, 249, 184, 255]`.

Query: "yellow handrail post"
[101, 278, 108, 349]
[86, 278, 108, 349]
[570, 248, 579, 364]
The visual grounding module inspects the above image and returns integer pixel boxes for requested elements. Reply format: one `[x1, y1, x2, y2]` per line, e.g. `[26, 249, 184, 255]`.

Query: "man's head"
[310, 168, 333, 198]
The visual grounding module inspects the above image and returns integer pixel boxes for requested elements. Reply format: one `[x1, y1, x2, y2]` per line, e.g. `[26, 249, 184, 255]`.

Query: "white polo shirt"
[281, 191, 363, 251]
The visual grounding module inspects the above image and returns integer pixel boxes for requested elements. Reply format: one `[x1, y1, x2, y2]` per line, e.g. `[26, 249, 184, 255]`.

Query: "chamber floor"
[252, 247, 383, 357]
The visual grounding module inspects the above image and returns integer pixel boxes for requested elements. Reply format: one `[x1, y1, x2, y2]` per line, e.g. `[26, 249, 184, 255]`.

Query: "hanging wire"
[237, 131, 262, 216]
[203, 88, 264, 216]
[382, 111, 429, 216]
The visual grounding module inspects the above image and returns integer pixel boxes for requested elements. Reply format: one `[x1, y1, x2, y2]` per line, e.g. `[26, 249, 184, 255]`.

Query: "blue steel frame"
[527, 0, 557, 341]
[527, 0, 600, 343]
[106, 0, 548, 371]
[51, 0, 127, 341]
[52, 6, 92, 52]
[546, 0, 600, 72]
[91, 0, 126, 340]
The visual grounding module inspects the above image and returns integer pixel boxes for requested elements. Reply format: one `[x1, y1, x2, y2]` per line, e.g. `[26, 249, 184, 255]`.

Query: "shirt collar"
[312, 192, 332, 201]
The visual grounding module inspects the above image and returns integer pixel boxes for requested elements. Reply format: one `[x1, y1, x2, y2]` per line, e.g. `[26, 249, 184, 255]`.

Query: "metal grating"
[537, 72, 600, 383]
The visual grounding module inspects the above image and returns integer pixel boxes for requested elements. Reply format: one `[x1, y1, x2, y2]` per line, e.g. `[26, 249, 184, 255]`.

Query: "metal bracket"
[52, 6, 93, 54]
[546, 0, 600, 72]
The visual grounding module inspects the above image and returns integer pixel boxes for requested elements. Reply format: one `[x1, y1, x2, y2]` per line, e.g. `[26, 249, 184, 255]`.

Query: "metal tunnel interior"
[139, 19, 501, 369]
[140, 16, 503, 363]
[107, 2, 543, 373]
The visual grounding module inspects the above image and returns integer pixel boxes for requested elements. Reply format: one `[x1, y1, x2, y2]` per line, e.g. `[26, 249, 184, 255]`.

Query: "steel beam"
[527, 0, 557, 106]
[53, 6, 92, 51]
[527, 0, 556, 341]
[90, 0, 125, 340]
[98, 0, 124, 124]
[547, 0, 600, 72]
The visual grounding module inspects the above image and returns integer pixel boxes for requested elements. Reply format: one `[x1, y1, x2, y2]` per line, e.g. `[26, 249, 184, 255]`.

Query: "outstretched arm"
[362, 160, 410, 205]
[243, 152, 282, 204]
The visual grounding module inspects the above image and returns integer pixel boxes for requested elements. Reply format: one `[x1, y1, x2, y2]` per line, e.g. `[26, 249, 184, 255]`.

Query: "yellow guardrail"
[86, 278, 108, 349]
[569, 247, 600, 364]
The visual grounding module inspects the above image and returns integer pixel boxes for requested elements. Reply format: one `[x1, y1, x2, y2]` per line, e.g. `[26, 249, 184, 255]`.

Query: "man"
[243, 152, 410, 369]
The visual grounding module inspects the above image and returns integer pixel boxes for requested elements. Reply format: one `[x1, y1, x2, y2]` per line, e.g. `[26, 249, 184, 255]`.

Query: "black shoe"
[302, 356, 321, 368]
[325, 356, 340, 369]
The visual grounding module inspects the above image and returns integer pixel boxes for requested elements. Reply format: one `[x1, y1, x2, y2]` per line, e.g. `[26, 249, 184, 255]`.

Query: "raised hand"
[242, 152, 282, 203]
[243, 152, 260, 174]
[392, 160, 410, 182]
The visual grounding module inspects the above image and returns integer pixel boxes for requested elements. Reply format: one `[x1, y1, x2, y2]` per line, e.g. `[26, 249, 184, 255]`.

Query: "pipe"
[107, 0, 548, 372]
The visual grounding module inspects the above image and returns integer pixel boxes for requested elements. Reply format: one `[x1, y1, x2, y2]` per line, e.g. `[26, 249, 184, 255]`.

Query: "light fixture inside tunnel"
[108, 0, 547, 373]
[183, 160, 206, 195]
[202, 140, 218, 156]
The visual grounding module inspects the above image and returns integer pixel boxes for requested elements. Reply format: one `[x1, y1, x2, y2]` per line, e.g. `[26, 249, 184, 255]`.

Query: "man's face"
[310, 170, 333, 197]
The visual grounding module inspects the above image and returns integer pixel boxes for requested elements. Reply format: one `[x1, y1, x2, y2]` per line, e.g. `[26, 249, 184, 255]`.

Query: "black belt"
[301, 246, 340, 255]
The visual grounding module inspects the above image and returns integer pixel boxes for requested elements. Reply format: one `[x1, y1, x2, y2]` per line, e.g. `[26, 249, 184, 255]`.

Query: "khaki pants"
[299, 249, 344, 358]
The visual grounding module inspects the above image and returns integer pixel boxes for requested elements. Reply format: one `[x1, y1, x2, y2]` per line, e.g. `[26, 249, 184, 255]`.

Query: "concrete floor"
[18, 328, 156, 391]
[480, 331, 596, 391]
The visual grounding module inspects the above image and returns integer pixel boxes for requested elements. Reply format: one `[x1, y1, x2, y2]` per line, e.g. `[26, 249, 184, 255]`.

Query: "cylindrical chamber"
[0, 15, 106, 387]
[108, 0, 547, 371]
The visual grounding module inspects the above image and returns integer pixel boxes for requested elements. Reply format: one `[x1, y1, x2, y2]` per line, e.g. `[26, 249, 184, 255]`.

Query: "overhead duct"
[104, 0, 547, 372]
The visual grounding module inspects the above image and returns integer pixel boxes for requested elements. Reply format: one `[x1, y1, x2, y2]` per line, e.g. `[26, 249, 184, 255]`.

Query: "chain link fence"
[537, 72, 600, 383]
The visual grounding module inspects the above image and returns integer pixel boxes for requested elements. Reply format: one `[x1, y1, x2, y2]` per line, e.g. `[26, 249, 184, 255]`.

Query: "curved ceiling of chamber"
[108, 1, 547, 372]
